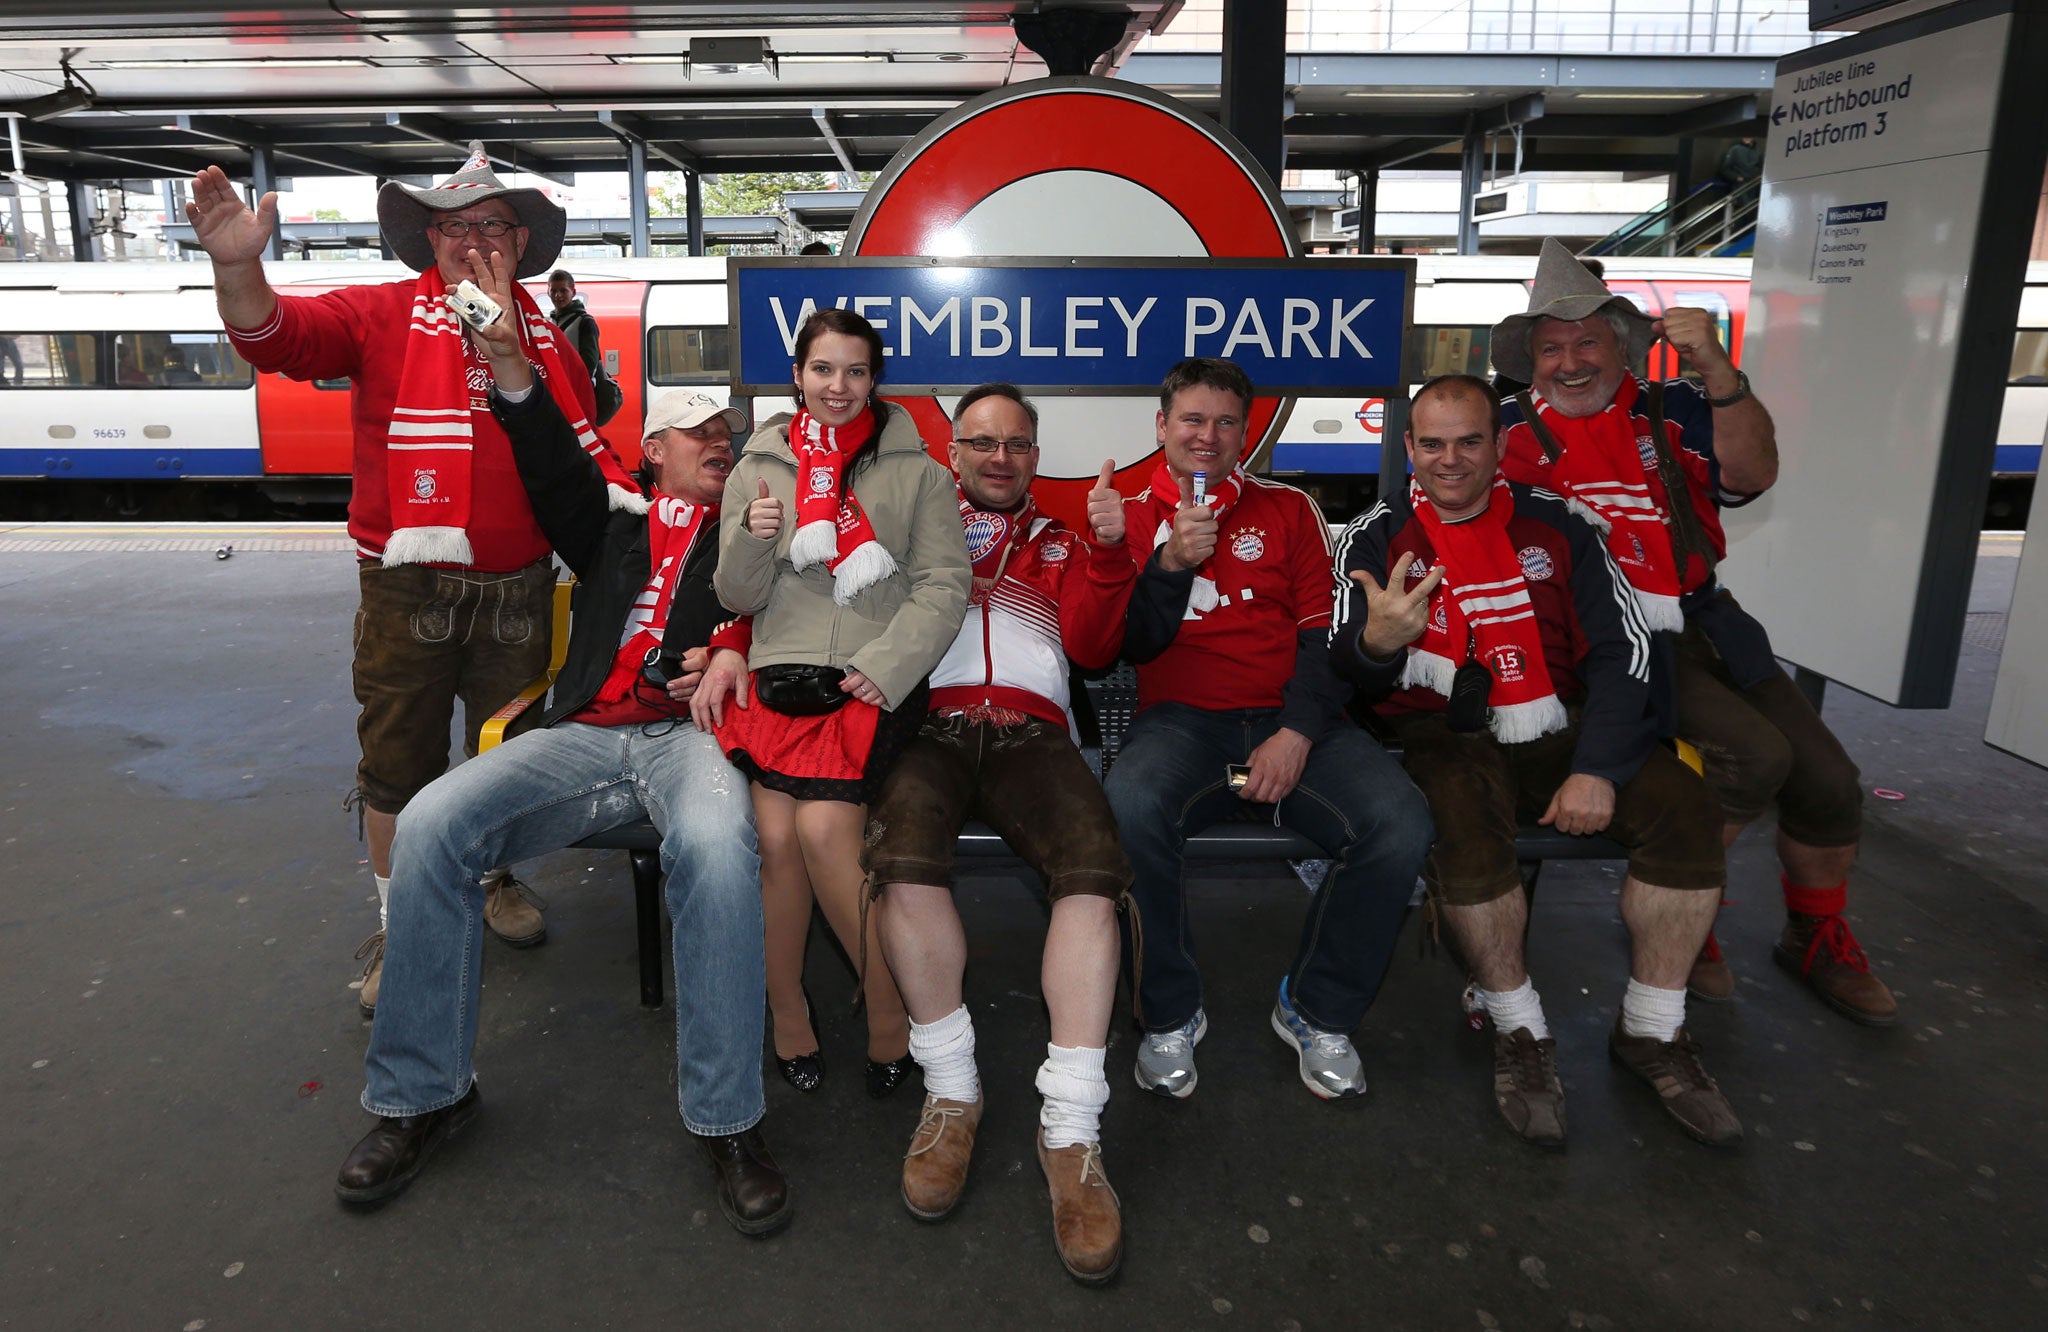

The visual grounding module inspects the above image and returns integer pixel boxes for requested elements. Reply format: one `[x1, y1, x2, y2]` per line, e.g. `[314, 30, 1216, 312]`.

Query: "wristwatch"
[1706, 369, 1751, 408]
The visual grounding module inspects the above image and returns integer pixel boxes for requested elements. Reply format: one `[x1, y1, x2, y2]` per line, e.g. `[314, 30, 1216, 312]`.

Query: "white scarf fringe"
[1563, 496, 1611, 534]
[1635, 590, 1684, 633]
[831, 539, 897, 605]
[789, 519, 838, 570]
[1487, 696, 1569, 744]
[381, 526, 473, 569]
[608, 483, 650, 516]
[1399, 648, 1458, 696]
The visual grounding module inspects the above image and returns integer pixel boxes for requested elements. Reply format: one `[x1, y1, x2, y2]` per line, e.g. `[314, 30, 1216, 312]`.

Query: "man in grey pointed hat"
[1492, 239, 1897, 1033]
[189, 143, 611, 1010]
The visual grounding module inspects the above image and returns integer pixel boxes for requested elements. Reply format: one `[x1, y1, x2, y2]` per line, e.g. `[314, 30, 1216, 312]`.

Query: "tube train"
[2, 255, 2040, 525]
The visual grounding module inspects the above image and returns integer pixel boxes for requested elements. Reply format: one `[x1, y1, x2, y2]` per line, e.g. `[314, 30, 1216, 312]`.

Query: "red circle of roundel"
[855, 87, 1294, 260]
[853, 81, 1298, 523]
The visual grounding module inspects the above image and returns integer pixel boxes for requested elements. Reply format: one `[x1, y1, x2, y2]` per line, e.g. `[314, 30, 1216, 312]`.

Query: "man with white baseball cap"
[189, 142, 636, 1010]
[336, 278, 790, 1234]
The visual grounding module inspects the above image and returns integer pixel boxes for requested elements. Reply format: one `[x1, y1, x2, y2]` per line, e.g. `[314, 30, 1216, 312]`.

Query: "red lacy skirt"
[715, 674, 929, 805]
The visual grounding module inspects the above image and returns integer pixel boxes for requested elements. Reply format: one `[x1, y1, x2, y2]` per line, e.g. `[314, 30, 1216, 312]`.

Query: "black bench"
[579, 665, 1624, 1008]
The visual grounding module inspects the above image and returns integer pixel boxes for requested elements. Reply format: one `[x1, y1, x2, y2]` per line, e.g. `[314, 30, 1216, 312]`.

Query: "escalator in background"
[1583, 178, 1760, 259]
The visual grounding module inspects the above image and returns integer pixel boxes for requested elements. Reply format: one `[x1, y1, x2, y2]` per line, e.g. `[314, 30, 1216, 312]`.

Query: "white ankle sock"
[1036, 1043, 1110, 1150]
[374, 874, 391, 931]
[1620, 978, 1688, 1042]
[908, 1006, 979, 1103]
[1480, 979, 1549, 1040]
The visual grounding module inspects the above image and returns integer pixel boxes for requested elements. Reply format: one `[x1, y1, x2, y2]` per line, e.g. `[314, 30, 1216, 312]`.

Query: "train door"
[642, 277, 736, 469]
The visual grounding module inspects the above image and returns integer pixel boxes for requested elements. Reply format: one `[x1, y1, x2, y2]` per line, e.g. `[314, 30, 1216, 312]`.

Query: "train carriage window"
[112, 331, 254, 388]
[1402, 326, 1497, 382]
[647, 325, 732, 385]
[0, 332, 100, 388]
[2009, 330, 2048, 386]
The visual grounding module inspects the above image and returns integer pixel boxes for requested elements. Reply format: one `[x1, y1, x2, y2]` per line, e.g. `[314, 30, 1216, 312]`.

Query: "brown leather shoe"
[354, 930, 386, 1017]
[335, 1083, 482, 1204]
[1493, 1027, 1566, 1148]
[483, 875, 546, 948]
[1608, 1021, 1742, 1148]
[698, 1125, 792, 1237]
[1037, 1131, 1122, 1285]
[1775, 913, 1897, 1026]
[1687, 930, 1735, 1003]
[901, 1095, 982, 1221]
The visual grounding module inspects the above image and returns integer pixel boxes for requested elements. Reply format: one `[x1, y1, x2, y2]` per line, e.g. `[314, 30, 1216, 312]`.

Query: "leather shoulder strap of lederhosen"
[1512, 391, 1561, 464]
[1642, 380, 1718, 577]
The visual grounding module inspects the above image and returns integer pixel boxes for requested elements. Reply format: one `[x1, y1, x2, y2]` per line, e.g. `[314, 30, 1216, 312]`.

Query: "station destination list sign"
[727, 256, 1414, 398]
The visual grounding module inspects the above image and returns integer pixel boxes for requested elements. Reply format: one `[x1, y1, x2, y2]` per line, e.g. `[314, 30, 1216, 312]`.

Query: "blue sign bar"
[728, 256, 1414, 396]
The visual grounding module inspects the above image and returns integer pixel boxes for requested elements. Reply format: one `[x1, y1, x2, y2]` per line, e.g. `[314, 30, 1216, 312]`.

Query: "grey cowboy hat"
[1489, 238, 1656, 383]
[375, 140, 567, 281]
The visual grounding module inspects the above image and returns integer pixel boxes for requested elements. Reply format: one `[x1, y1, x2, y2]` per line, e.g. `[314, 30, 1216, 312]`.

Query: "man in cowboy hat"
[1491, 238, 1896, 1028]
[191, 143, 618, 1009]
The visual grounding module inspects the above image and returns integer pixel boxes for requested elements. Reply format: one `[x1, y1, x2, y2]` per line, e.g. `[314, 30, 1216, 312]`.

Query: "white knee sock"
[908, 1005, 979, 1103]
[1480, 979, 1549, 1041]
[374, 874, 391, 931]
[1620, 978, 1688, 1042]
[1036, 1043, 1110, 1150]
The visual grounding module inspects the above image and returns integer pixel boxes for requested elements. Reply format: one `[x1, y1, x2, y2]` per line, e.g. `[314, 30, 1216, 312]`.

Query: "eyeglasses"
[956, 436, 1038, 456]
[430, 218, 524, 239]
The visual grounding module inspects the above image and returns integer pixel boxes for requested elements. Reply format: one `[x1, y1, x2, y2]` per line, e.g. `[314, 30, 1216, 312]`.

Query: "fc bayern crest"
[1231, 530, 1267, 563]
[1517, 545, 1556, 581]
[963, 510, 1009, 561]
[848, 77, 1299, 531]
[413, 469, 437, 499]
[808, 469, 835, 495]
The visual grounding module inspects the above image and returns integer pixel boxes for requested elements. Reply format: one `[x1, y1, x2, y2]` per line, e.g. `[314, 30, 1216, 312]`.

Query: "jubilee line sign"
[727, 255, 1415, 398]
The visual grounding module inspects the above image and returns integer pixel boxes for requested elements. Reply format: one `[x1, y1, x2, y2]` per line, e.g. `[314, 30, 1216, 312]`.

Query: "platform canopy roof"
[0, 2, 1770, 185]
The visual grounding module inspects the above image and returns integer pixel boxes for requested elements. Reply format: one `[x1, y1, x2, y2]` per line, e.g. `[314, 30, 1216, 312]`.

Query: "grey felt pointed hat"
[375, 140, 567, 280]
[1488, 238, 1655, 382]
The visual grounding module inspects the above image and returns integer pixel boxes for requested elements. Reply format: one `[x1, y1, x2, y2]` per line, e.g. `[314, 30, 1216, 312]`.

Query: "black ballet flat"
[865, 1054, 917, 1100]
[776, 1050, 824, 1094]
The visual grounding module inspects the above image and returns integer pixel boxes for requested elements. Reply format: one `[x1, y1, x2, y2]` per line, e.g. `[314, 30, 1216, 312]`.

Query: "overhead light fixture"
[1342, 91, 1474, 99]
[777, 54, 891, 65]
[615, 53, 692, 65]
[19, 84, 93, 121]
[1572, 93, 1707, 101]
[100, 57, 373, 70]
[688, 36, 774, 76]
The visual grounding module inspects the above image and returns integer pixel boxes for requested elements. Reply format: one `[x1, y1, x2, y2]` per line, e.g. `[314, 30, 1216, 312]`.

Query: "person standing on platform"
[1492, 239, 1896, 1027]
[548, 268, 622, 426]
[191, 143, 631, 1013]
[1106, 357, 1435, 1104]
[1334, 375, 1738, 1148]
[864, 383, 1135, 1284]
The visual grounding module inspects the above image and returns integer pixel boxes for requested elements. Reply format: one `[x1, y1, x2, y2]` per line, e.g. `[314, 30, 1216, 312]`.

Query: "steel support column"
[626, 140, 650, 258]
[1457, 122, 1485, 256]
[249, 144, 282, 261]
[685, 170, 704, 257]
[1221, 0, 1287, 185]
[1359, 167, 1379, 254]
[65, 181, 97, 261]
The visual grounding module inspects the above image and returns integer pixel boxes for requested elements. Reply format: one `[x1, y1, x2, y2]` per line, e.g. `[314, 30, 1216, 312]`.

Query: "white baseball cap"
[643, 390, 749, 440]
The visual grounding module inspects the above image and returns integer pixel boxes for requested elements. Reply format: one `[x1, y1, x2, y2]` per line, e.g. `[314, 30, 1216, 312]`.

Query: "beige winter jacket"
[715, 404, 971, 711]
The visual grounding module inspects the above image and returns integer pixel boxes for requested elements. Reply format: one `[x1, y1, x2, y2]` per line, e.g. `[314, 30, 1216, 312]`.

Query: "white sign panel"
[1720, 11, 2009, 704]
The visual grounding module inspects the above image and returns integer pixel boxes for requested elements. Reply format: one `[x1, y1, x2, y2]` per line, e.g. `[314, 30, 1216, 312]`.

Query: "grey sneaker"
[1493, 1026, 1566, 1147]
[1608, 1020, 1742, 1148]
[1133, 1011, 1207, 1099]
[1269, 979, 1366, 1100]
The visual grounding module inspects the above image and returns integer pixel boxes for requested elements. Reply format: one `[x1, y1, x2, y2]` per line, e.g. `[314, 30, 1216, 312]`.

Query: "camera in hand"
[1446, 658, 1494, 733]
[642, 644, 685, 686]
[447, 279, 504, 331]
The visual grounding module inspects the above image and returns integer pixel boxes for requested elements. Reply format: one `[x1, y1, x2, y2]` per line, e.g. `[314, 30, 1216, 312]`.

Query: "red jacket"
[927, 514, 1134, 727]
[227, 281, 584, 571]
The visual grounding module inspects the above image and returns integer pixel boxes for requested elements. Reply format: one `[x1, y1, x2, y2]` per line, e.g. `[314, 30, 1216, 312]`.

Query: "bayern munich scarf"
[1404, 477, 1568, 744]
[590, 493, 717, 705]
[958, 486, 1036, 603]
[1528, 376, 1683, 631]
[1144, 458, 1246, 614]
[785, 404, 895, 604]
[382, 270, 640, 568]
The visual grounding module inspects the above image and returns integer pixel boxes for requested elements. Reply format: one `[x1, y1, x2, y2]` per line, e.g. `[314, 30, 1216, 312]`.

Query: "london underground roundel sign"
[846, 76, 1302, 522]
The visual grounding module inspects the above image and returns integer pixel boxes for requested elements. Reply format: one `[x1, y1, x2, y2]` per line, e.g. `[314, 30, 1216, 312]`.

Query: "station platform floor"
[3, 524, 2045, 1331]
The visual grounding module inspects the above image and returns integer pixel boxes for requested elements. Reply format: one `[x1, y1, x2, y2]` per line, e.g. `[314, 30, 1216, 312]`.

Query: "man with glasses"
[864, 382, 1136, 1284]
[192, 142, 614, 1013]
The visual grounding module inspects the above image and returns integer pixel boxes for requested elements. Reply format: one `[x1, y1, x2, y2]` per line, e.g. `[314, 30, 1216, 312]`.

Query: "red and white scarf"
[958, 486, 1036, 603]
[1145, 458, 1247, 614]
[785, 404, 896, 604]
[1404, 477, 1567, 744]
[590, 492, 717, 705]
[383, 270, 640, 568]
[1528, 376, 1683, 631]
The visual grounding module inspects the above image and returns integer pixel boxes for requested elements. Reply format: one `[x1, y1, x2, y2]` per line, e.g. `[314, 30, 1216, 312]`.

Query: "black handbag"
[753, 663, 849, 716]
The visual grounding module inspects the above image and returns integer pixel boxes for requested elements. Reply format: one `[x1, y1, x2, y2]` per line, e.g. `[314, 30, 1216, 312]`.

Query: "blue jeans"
[363, 720, 766, 1135]
[1104, 705, 1434, 1034]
